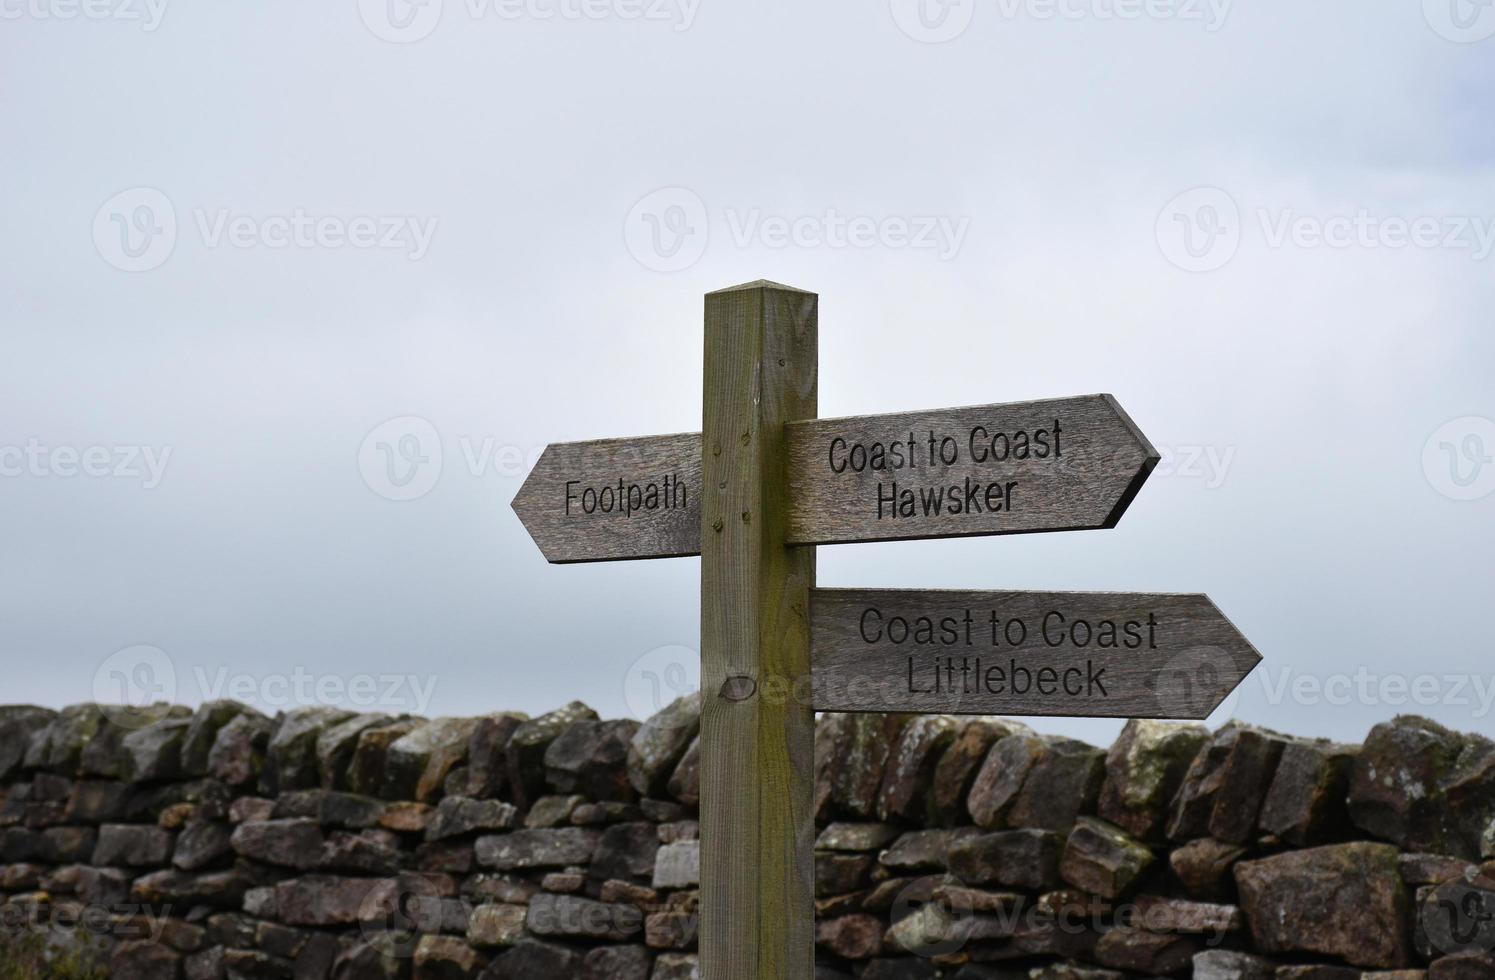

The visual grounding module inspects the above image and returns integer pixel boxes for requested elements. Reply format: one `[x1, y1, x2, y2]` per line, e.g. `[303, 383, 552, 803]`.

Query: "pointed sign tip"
[1100, 393, 1161, 463]
[1101, 456, 1159, 529]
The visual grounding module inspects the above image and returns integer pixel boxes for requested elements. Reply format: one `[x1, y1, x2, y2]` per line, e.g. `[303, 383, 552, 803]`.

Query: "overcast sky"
[2, 0, 1493, 746]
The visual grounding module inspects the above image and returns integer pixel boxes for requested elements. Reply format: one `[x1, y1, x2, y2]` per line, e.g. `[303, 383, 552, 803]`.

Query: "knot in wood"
[719, 675, 757, 702]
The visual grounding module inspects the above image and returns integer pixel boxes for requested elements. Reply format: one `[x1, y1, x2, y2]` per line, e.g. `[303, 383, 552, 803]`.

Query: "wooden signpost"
[512, 280, 1262, 980]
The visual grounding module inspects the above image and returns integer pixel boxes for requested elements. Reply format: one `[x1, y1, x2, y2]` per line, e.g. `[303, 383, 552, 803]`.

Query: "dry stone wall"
[2, 700, 1494, 980]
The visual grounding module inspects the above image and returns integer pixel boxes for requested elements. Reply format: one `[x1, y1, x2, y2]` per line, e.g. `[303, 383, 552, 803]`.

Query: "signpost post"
[699, 281, 818, 978]
[512, 280, 1262, 980]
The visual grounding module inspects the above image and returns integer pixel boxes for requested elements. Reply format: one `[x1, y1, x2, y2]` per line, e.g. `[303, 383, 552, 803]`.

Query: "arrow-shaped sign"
[509, 432, 701, 564]
[512, 394, 1158, 563]
[785, 393, 1156, 545]
[808, 589, 1260, 719]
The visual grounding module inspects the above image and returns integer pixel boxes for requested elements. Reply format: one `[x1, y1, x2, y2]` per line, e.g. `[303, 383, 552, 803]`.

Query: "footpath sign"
[512, 280, 1261, 980]
[511, 432, 701, 563]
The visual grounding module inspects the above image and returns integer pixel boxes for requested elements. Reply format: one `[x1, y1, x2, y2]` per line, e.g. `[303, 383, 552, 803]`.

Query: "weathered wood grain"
[509, 432, 701, 563]
[810, 588, 1260, 718]
[785, 394, 1158, 545]
[700, 281, 818, 980]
